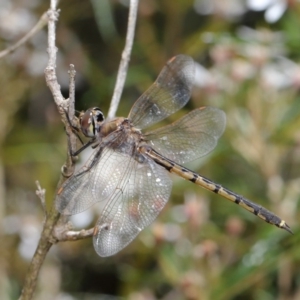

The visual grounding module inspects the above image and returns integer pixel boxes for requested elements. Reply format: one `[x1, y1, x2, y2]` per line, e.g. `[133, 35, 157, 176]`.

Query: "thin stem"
[19, 210, 60, 300]
[44, 8, 66, 111]
[61, 64, 78, 177]
[107, 0, 139, 119]
[19, 1, 62, 299]
[68, 65, 76, 120]
[0, 12, 48, 59]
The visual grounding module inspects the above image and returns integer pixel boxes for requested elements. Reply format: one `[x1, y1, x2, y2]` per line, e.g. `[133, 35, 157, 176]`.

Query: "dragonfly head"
[80, 107, 105, 138]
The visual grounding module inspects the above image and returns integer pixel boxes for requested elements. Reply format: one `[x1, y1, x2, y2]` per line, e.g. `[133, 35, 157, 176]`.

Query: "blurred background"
[1, 0, 300, 299]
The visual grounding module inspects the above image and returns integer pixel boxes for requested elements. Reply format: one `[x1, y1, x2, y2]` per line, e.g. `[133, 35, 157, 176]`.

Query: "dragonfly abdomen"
[140, 145, 292, 234]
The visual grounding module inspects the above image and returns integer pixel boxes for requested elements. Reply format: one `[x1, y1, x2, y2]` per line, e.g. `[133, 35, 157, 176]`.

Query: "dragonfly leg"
[74, 147, 104, 178]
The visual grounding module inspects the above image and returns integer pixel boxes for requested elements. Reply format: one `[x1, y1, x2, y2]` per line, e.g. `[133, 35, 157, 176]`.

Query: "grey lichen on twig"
[44, 6, 67, 112]
[54, 226, 94, 241]
[35, 181, 46, 215]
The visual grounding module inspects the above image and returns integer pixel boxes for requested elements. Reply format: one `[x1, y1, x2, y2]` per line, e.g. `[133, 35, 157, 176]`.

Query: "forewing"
[144, 107, 226, 164]
[56, 134, 134, 215]
[129, 55, 195, 129]
[93, 155, 172, 257]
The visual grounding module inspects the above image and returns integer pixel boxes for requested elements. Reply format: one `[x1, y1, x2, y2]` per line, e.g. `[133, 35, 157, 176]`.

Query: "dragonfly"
[56, 55, 291, 257]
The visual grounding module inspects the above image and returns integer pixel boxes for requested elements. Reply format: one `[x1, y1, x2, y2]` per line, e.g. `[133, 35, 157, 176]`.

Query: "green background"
[1, 0, 300, 299]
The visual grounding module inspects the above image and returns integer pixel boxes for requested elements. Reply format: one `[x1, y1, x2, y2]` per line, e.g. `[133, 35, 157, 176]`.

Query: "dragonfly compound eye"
[92, 107, 105, 123]
[79, 109, 96, 137]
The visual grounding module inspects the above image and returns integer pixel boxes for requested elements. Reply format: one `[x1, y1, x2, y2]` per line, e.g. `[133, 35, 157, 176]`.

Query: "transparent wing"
[143, 107, 226, 164]
[56, 133, 134, 215]
[93, 155, 172, 257]
[128, 55, 195, 129]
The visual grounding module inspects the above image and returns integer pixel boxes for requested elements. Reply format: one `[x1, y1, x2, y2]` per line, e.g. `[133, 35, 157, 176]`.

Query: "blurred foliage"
[1, 0, 300, 299]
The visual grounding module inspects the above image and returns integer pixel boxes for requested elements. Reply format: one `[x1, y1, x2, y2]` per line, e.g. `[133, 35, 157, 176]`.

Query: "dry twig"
[20, 1, 65, 299]
[107, 0, 139, 119]
[20, 0, 140, 299]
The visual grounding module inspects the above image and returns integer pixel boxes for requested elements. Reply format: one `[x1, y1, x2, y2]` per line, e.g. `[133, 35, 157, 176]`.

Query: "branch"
[44, 8, 67, 112]
[0, 12, 48, 59]
[61, 64, 78, 178]
[20, 1, 65, 299]
[20, 1, 139, 298]
[54, 226, 94, 241]
[44, 3, 76, 178]
[107, 0, 139, 119]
